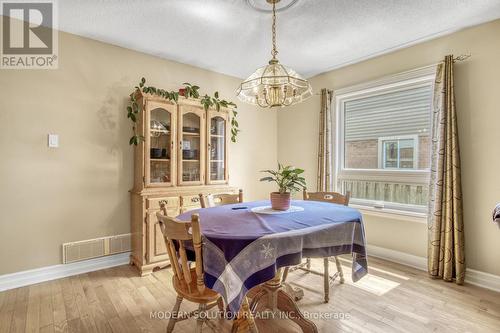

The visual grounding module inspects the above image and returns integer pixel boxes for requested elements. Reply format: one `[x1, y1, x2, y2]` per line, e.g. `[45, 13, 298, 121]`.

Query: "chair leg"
[306, 258, 311, 270]
[282, 267, 290, 282]
[334, 256, 345, 284]
[217, 296, 225, 313]
[323, 258, 329, 303]
[167, 296, 183, 333]
[195, 304, 206, 333]
[243, 297, 258, 333]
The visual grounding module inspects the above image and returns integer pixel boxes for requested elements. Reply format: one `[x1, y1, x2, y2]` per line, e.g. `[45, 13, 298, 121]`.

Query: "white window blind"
[344, 85, 432, 142]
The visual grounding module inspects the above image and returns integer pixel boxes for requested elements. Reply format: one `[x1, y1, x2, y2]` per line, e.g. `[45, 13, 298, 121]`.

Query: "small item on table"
[231, 206, 248, 210]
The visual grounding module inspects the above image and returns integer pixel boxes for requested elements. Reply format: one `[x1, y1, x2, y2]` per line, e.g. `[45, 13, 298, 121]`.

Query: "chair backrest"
[199, 189, 243, 208]
[303, 189, 351, 206]
[156, 205, 205, 294]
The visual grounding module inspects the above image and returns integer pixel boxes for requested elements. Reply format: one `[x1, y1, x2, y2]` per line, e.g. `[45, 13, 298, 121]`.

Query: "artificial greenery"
[260, 164, 307, 194]
[182, 82, 200, 99]
[127, 78, 239, 145]
[201, 91, 239, 141]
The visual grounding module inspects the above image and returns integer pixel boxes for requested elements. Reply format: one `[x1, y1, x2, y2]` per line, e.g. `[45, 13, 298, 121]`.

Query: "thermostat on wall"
[48, 134, 59, 148]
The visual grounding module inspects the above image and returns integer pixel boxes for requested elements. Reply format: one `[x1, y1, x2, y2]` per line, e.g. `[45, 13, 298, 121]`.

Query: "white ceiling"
[58, 0, 500, 79]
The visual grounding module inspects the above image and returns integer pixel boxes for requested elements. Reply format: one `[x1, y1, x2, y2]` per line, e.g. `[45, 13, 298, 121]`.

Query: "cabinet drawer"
[181, 195, 201, 208]
[147, 197, 180, 210]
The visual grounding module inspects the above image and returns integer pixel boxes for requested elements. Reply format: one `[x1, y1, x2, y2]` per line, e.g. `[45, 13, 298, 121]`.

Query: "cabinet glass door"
[207, 112, 228, 184]
[146, 103, 175, 187]
[178, 106, 205, 185]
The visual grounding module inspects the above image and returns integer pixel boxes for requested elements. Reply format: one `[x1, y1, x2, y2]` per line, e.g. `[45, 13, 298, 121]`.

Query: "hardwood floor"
[0, 256, 499, 333]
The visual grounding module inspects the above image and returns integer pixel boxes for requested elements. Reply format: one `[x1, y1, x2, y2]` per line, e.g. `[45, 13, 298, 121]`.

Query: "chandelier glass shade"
[236, 59, 313, 107]
[237, 0, 312, 108]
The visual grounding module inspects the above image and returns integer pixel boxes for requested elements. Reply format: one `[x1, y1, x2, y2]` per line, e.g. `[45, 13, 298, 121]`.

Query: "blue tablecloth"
[177, 200, 368, 313]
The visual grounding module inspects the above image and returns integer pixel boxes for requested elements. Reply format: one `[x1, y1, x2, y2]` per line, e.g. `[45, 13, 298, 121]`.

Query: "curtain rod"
[313, 54, 472, 95]
[453, 53, 472, 62]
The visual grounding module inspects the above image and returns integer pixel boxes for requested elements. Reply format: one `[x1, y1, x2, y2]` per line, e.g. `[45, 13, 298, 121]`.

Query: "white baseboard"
[367, 244, 427, 270]
[0, 252, 130, 292]
[367, 245, 500, 293]
[465, 269, 500, 293]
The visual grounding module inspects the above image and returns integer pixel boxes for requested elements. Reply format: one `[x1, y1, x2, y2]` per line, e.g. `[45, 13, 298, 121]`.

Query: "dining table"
[177, 199, 368, 332]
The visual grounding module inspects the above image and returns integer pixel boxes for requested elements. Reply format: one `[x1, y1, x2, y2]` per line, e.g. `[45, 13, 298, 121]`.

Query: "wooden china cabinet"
[130, 92, 235, 276]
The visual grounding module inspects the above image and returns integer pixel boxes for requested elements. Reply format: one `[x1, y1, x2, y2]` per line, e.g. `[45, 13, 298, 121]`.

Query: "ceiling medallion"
[246, 0, 299, 13]
[237, 0, 312, 108]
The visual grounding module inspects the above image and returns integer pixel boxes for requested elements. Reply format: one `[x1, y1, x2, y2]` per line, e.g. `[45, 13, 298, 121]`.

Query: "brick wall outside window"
[345, 135, 430, 170]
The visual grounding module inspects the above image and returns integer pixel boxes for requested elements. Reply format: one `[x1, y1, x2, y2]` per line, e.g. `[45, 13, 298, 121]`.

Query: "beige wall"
[278, 19, 500, 276]
[0, 29, 277, 274]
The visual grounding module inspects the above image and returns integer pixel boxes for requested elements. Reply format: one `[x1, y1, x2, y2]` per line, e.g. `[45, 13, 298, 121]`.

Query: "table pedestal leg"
[236, 268, 317, 333]
[283, 282, 305, 301]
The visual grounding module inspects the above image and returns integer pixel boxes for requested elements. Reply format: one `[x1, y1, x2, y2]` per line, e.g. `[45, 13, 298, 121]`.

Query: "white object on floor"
[251, 206, 304, 215]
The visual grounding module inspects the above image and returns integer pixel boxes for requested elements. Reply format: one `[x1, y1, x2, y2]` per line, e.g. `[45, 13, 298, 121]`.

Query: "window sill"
[349, 204, 428, 224]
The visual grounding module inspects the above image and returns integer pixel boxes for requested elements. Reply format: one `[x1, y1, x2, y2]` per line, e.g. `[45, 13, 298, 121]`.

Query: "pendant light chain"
[271, 2, 278, 60]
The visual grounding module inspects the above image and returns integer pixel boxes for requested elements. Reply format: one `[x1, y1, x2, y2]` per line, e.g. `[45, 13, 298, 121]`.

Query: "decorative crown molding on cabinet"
[127, 78, 240, 145]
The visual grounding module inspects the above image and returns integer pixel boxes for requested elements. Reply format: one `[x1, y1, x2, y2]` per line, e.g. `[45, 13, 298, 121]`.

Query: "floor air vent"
[63, 233, 131, 264]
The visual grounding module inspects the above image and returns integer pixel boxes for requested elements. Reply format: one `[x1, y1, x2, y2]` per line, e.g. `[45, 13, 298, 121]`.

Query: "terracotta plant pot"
[178, 88, 186, 97]
[270, 192, 291, 211]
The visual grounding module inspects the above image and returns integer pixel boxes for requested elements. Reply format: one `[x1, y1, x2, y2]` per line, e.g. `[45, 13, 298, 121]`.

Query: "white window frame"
[378, 135, 419, 169]
[334, 66, 436, 218]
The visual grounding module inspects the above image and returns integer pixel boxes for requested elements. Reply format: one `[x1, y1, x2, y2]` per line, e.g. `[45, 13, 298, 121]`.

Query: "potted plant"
[260, 164, 307, 210]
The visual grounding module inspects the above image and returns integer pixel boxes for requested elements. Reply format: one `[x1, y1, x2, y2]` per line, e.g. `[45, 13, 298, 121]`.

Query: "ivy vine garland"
[127, 78, 240, 145]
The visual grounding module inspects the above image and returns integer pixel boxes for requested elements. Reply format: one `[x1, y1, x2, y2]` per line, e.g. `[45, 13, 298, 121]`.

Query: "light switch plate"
[48, 134, 59, 148]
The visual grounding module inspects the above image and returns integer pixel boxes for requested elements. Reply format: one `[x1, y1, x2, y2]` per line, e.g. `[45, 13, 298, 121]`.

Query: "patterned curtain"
[317, 88, 334, 192]
[428, 55, 465, 284]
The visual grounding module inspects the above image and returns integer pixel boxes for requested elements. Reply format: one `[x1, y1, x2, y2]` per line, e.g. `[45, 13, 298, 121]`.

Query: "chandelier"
[236, 0, 312, 108]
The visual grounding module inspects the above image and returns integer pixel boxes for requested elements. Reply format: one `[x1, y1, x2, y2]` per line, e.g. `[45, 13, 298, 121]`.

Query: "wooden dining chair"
[199, 189, 244, 208]
[283, 189, 351, 303]
[156, 206, 224, 332]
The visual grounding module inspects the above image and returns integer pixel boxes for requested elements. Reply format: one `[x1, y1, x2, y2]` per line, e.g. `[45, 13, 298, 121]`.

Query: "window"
[378, 135, 418, 169]
[335, 67, 435, 215]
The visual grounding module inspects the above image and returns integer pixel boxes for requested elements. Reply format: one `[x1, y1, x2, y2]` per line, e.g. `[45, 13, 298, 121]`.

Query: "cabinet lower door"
[146, 212, 169, 263]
